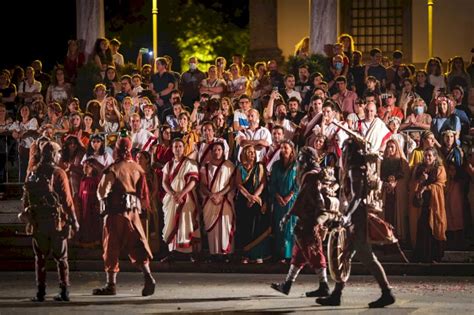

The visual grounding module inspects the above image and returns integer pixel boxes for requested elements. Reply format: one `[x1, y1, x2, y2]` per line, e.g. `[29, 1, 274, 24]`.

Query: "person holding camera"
[378, 91, 404, 124]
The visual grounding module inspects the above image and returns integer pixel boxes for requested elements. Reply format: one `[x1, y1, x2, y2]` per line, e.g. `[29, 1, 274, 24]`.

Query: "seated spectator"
[140, 99, 160, 135]
[17, 67, 42, 106]
[399, 78, 419, 117]
[91, 37, 114, 78]
[280, 74, 301, 103]
[431, 96, 461, 142]
[10, 104, 39, 181]
[109, 38, 124, 68]
[346, 98, 366, 131]
[200, 65, 226, 99]
[46, 65, 72, 108]
[220, 97, 234, 128]
[226, 63, 247, 99]
[327, 54, 350, 95]
[103, 66, 120, 96]
[236, 109, 272, 162]
[295, 65, 312, 101]
[175, 111, 199, 159]
[365, 48, 387, 88]
[401, 98, 432, 131]
[0, 70, 18, 115]
[378, 91, 404, 124]
[447, 56, 471, 93]
[425, 57, 447, 93]
[332, 76, 358, 117]
[31, 60, 51, 97]
[99, 97, 123, 145]
[414, 70, 435, 108]
[362, 76, 382, 107]
[131, 74, 145, 97]
[83, 112, 97, 135]
[233, 94, 252, 132]
[63, 112, 89, 147]
[197, 121, 229, 166]
[63, 39, 85, 83]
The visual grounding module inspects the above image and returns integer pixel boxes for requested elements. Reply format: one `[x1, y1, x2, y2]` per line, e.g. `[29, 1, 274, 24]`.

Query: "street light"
[152, 0, 158, 65]
[428, 0, 434, 58]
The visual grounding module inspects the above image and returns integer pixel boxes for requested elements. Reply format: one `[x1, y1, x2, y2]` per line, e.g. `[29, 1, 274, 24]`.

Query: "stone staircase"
[1, 199, 474, 275]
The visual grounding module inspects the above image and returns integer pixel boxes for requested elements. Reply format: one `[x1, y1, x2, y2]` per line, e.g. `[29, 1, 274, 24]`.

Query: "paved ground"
[0, 272, 473, 314]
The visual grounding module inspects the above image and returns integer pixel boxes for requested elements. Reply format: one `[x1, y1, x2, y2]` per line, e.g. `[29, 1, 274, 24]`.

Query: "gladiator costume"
[19, 141, 79, 302]
[316, 138, 395, 308]
[93, 137, 156, 296]
[271, 147, 333, 297]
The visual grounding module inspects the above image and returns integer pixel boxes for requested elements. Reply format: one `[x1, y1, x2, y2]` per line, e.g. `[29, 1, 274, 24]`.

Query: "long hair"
[279, 140, 297, 169]
[86, 137, 105, 157]
[296, 146, 319, 185]
[61, 136, 83, 162]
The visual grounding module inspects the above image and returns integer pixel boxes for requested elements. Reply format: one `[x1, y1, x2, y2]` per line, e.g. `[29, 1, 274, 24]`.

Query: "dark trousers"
[32, 230, 69, 287]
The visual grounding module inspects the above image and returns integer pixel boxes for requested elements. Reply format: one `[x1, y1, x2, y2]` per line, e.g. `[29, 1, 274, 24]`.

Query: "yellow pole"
[428, 0, 434, 58]
[152, 0, 158, 66]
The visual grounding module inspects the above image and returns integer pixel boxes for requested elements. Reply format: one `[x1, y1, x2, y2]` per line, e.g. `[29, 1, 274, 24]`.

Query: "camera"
[139, 48, 150, 54]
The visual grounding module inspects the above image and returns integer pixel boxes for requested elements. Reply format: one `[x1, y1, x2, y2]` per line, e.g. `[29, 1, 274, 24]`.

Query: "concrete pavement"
[0, 272, 473, 314]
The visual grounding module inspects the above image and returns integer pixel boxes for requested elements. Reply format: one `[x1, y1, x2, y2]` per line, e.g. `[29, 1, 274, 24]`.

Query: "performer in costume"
[93, 137, 156, 296]
[316, 137, 395, 308]
[270, 146, 331, 297]
[200, 142, 235, 260]
[162, 138, 201, 259]
[235, 144, 271, 264]
[19, 141, 79, 302]
[268, 140, 298, 262]
[357, 102, 392, 154]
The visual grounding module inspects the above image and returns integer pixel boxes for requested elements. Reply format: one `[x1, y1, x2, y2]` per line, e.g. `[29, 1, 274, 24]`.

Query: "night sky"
[0, 0, 248, 73]
[0, 1, 76, 71]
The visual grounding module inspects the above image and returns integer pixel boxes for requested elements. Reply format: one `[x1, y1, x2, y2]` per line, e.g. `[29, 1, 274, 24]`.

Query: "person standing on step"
[19, 141, 79, 302]
[93, 137, 156, 296]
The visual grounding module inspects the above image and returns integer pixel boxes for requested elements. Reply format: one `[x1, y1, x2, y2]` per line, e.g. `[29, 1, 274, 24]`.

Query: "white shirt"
[197, 138, 230, 165]
[9, 118, 39, 148]
[131, 128, 156, 151]
[112, 52, 125, 67]
[81, 152, 114, 168]
[237, 126, 272, 162]
[285, 89, 302, 102]
[18, 80, 42, 104]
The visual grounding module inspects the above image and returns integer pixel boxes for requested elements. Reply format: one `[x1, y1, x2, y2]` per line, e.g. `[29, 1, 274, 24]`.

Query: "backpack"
[22, 168, 64, 231]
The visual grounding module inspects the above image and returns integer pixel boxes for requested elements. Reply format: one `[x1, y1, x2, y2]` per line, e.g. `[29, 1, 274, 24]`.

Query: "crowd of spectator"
[1, 34, 474, 264]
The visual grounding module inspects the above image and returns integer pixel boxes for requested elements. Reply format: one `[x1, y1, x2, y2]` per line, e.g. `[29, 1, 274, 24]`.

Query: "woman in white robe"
[200, 142, 235, 258]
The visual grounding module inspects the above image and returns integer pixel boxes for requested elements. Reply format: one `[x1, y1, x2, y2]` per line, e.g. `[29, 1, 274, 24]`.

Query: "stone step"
[1, 236, 474, 264]
[0, 259, 473, 276]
